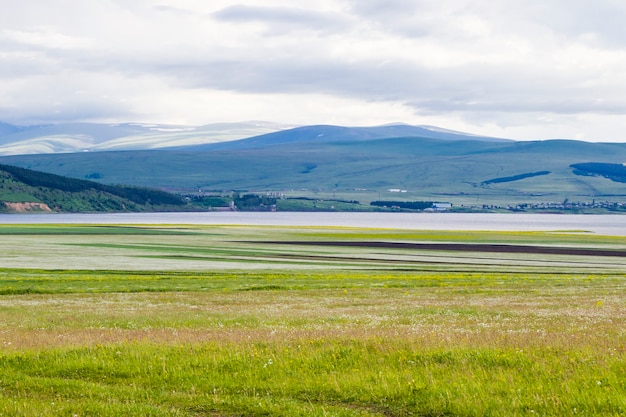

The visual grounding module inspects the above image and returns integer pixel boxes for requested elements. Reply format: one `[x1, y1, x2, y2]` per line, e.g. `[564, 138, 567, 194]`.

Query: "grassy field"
[0, 224, 624, 416]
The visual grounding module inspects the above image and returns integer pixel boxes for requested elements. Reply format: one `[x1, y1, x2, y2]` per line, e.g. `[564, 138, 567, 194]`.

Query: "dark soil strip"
[255, 241, 626, 258]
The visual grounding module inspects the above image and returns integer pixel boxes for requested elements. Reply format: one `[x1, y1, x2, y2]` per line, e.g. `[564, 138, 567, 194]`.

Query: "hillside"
[190, 123, 508, 151]
[1, 123, 626, 208]
[2, 135, 626, 208]
[0, 164, 188, 213]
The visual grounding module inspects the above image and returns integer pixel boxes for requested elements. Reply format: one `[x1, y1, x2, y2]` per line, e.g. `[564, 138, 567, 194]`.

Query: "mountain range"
[0, 121, 500, 155]
[0, 121, 296, 155]
[1, 121, 626, 207]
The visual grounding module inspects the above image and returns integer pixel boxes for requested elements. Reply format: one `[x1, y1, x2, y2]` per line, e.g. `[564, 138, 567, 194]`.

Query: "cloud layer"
[2, 0, 626, 141]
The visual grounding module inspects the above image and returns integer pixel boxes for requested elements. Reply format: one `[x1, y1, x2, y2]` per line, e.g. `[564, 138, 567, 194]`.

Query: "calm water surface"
[1, 212, 625, 235]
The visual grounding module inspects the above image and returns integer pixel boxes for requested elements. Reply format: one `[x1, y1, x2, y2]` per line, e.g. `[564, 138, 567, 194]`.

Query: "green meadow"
[0, 224, 624, 416]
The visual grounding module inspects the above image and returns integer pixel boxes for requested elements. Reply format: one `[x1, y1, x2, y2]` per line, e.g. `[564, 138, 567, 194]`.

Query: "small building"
[433, 203, 452, 211]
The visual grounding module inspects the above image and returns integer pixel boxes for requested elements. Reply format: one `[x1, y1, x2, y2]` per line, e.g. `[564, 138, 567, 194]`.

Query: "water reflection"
[0, 212, 625, 235]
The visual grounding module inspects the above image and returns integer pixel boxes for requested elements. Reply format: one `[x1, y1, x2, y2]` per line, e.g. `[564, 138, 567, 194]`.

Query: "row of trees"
[370, 201, 436, 210]
[571, 163, 626, 183]
[481, 171, 550, 185]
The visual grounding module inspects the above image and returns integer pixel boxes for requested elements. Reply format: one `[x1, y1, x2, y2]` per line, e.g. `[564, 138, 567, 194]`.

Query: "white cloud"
[212, 4, 350, 34]
[1, 0, 626, 141]
[1, 28, 93, 50]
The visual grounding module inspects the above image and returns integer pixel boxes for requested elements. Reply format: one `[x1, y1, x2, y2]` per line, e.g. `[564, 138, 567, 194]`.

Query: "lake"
[1, 211, 625, 235]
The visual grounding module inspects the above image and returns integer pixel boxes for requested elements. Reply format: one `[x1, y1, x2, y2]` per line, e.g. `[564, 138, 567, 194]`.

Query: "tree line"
[0, 164, 184, 206]
[370, 201, 436, 210]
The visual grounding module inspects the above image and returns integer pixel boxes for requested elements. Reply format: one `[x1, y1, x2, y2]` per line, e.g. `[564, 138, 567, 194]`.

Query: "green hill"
[2, 136, 626, 207]
[0, 163, 187, 213]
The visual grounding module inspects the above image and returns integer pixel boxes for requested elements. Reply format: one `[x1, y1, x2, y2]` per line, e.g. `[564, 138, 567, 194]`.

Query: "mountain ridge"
[185, 123, 509, 152]
[0, 121, 505, 155]
[2, 121, 626, 208]
[0, 121, 293, 155]
[2, 134, 626, 207]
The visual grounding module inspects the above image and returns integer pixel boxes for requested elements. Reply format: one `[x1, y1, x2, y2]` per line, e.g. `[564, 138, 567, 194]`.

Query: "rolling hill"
[1, 122, 626, 208]
[188, 123, 509, 151]
[0, 122, 501, 155]
[0, 163, 188, 213]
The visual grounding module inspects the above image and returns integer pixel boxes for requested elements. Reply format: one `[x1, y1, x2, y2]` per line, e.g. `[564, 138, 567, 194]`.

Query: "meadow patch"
[0, 224, 624, 415]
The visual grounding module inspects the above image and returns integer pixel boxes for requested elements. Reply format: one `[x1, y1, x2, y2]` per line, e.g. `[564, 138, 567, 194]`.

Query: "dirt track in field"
[258, 241, 626, 258]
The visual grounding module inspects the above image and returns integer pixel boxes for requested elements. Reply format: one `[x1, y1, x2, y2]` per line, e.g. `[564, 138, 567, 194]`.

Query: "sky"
[3, 1, 626, 141]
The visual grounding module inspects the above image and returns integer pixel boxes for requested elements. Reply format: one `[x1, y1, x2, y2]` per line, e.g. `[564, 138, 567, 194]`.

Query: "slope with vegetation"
[0, 163, 187, 213]
[2, 125, 626, 207]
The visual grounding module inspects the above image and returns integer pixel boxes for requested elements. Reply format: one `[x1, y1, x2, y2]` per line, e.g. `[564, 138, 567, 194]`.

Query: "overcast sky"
[3, 1, 626, 141]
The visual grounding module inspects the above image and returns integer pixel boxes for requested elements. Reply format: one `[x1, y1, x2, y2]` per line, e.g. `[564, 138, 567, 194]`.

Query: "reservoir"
[1, 212, 625, 235]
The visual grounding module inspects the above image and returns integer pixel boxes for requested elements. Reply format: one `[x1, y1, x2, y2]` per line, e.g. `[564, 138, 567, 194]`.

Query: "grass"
[5, 138, 626, 206]
[0, 224, 624, 415]
[1, 340, 623, 416]
[3, 224, 626, 272]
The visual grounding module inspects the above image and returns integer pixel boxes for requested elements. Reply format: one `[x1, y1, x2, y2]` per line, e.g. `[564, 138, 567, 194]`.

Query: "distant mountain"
[0, 121, 502, 155]
[4, 120, 626, 207]
[0, 163, 188, 213]
[189, 123, 509, 151]
[0, 123, 156, 154]
[0, 121, 294, 155]
[3, 132, 626, 207]
[91, 121, 296, 151]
